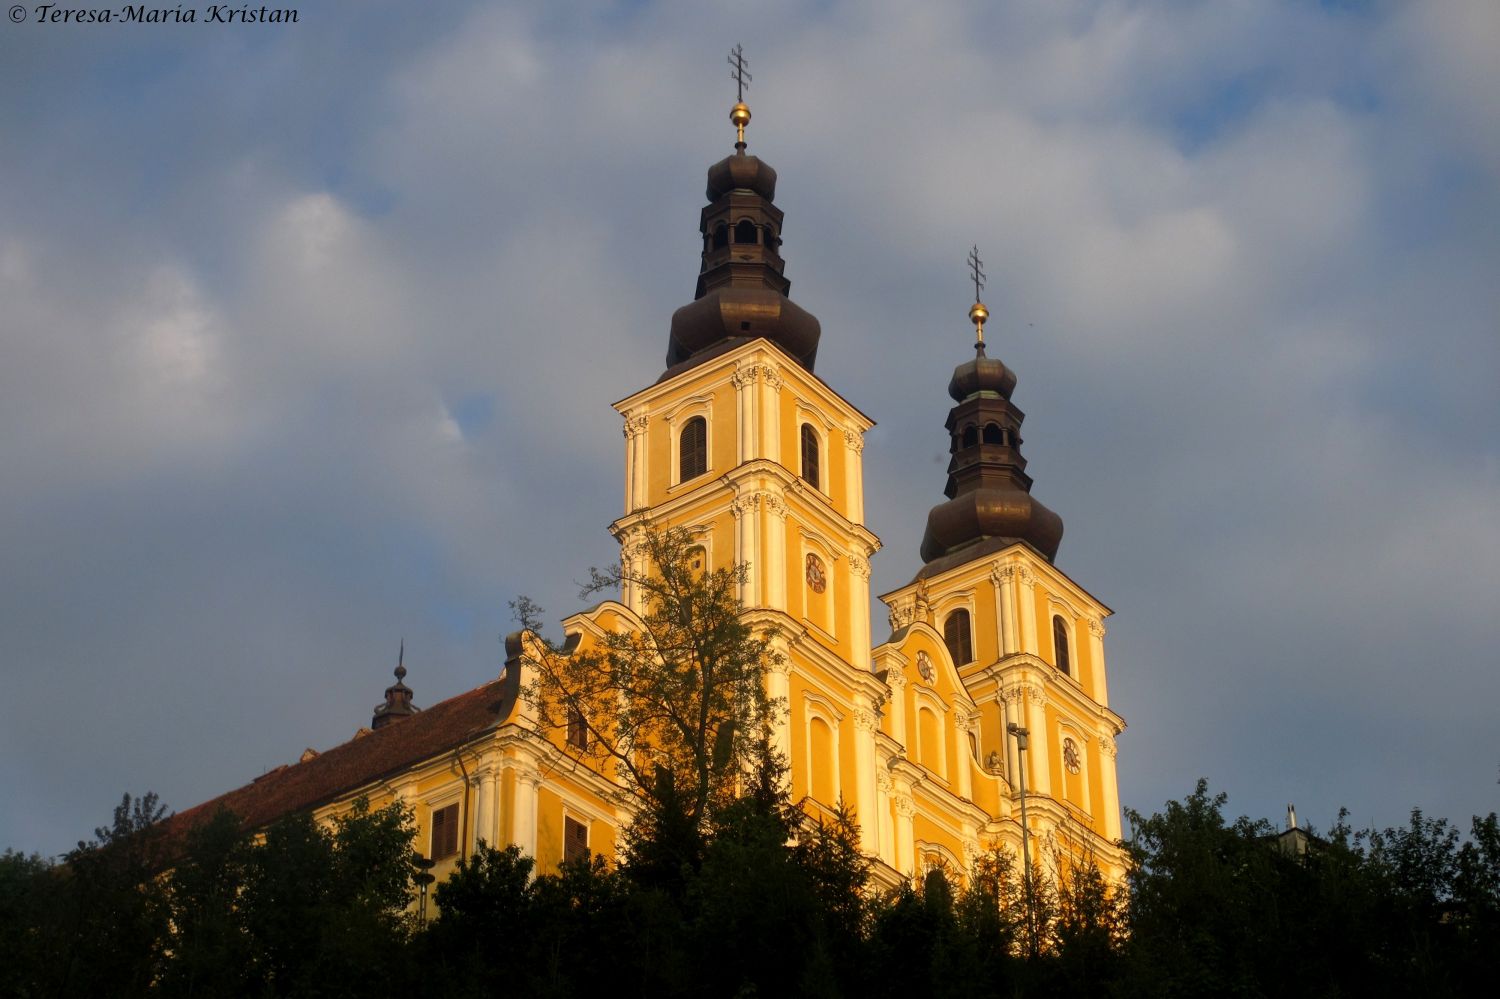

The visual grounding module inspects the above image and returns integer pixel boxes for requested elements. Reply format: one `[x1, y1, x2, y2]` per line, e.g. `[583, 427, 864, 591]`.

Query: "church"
[167, 85, 1127, 891]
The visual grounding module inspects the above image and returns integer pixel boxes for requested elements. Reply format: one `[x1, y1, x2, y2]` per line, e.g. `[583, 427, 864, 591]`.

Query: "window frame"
[679, 415, 708, 483]
[563, 814, 590, 864]
[566, 704, 589, 751]
[943, 608, 974, 666]
[1052, 614, 1072, 676]
[430, 802, 460, 861]
[662, 394, 714, 488]
[800, 422, 821, 489]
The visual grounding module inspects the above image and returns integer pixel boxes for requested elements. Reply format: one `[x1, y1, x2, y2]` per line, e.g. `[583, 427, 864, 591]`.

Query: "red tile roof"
[164, 671, 518, 840]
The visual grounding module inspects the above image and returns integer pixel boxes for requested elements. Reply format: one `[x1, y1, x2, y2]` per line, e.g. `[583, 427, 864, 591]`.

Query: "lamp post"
[1007, 721, 1036, 957]
[412, 853, 436, 927]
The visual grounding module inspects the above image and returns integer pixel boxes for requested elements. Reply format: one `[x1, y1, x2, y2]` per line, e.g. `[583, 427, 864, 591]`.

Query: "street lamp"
[412, 852, 436, 927]
[1007, 721, 1036, 957]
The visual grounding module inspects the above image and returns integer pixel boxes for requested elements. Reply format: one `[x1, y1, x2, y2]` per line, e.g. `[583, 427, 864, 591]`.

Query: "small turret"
[371, 641, 420, 730]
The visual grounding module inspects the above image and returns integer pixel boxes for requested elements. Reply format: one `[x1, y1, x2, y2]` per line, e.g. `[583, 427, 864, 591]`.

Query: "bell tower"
[878, 258, 1126, 873]
[611, 66, 884, 833]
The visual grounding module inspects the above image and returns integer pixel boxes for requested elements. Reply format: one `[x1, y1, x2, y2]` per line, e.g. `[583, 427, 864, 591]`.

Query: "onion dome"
[371, 641, 420, 730]
[707, 149, 777, 201]
[916, 294, 1064, 576]
[664, 98, 821, 375]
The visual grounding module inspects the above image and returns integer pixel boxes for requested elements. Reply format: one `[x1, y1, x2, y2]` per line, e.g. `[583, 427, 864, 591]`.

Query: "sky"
[2, 0, 1497, 858]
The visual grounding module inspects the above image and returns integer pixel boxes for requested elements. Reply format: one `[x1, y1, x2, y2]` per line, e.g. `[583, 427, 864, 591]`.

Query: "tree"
[514, 525, 779, 834]
[233, 797, 418, 996]
[51, 792, 172, 998]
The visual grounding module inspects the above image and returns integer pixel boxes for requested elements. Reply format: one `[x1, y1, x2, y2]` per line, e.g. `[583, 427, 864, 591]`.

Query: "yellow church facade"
[169, 96, 1126, 894]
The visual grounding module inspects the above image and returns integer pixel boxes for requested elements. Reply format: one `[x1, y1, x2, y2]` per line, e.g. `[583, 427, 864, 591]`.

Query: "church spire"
[916, 249, 1063, 575]
[664, 48, 822, 375]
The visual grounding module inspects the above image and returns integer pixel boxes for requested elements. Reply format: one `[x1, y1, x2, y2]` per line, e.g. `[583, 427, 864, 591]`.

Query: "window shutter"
[800, 424, 819, 488]
[1053, 616, 1071, 676]
[944, 609, 972, 665]
[431, 803, 460, 860]
[564, 816, 589, 863]
[680, 417, 707, 481]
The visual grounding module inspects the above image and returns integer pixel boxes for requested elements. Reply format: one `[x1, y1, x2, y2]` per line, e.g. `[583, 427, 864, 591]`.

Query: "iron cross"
[967, 245, 987, 302]
[728, 44, 752, 102]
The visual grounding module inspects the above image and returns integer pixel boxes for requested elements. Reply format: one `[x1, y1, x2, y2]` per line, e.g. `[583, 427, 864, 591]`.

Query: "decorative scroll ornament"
[1088, 617, 1107, 639]
[623, 414, 650, 439]
[730, 366, 757, 389]
[762, 491, 789, 519]
[894, 794, 917, 818]
[847, 553, 871, 580]
[805, 552, 828, 593]
[991, 563, 1015, 585]
[888, 601, 914, 632]
[853, 707, 878, 733]
[916, 650, 936, 683]
[730, 494, 758, 518]
[876, 769, 892, 793]
[1062, 738, 1081, 774]
[1018, 565, 1036, 587]
[762, 363, 783, 388]
[1009, 681, 1045, 707]
[842, 428, 865, 453]
[1097, 733, 1118, 759]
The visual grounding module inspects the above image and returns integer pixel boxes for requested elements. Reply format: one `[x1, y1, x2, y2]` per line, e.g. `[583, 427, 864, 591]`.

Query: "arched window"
[800, 423, 820, 488]
[983, 422, 1002, 444]
[961, 425, 978, 448]
[734, 219, 758, 244]
[679, 416, 707, 482]
[1053, 615, 1071, 676]
[944, 609, 973, 665]
[712, 223, 728, 249]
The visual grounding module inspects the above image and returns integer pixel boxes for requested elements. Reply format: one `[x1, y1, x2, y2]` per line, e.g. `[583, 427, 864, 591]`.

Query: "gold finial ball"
[730, 101, 751, 129]
[969, 301, 990, 327]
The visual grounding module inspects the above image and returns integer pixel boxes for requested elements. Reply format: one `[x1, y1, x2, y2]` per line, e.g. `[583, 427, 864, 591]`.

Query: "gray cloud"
[1, 0, 1496, 856]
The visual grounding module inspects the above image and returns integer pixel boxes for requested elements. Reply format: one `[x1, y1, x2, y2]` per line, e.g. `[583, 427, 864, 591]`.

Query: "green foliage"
[515, 526, 779, 832]
[230, 797, 418, 996]
[11, 770, 1500, 997]
[54, 792, 173, 998]
[1122, 780, 1500, 998]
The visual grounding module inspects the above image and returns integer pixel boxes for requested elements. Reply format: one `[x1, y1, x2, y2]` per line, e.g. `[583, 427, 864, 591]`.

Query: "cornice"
[612, 338, 875, 431]
[878, 546, 1113, 619]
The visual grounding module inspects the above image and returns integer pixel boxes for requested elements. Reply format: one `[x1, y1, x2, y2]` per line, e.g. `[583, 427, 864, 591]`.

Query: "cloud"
[1, 0, 1496, 856]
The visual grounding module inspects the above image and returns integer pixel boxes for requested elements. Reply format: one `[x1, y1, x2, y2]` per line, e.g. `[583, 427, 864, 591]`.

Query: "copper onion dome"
[916, 298, 1063, 576]
[664, 99, 821, 375]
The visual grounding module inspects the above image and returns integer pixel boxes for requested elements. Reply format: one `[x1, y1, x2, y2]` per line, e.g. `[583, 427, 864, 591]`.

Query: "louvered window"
[1053, 616, 1071, 676]
[567, 706, 588, 750]
[943, 609, 973, 665]
[800, 423, 819, 488]
[431, 803, 459, 860]
[564, 816, 589, 864]
[680, 416, 707, 481]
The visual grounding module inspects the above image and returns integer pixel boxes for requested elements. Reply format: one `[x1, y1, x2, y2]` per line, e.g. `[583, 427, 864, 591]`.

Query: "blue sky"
[2, 0, 1497, 856]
